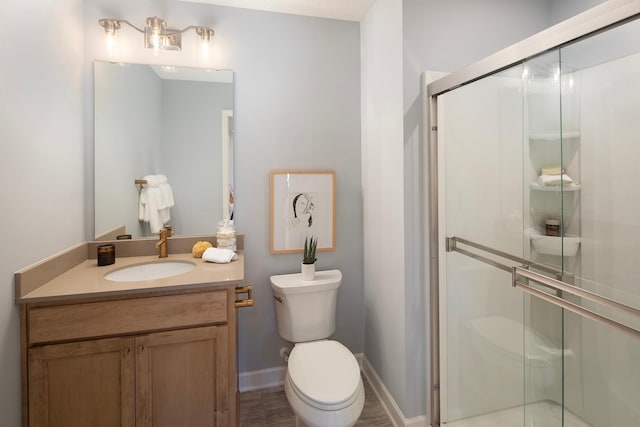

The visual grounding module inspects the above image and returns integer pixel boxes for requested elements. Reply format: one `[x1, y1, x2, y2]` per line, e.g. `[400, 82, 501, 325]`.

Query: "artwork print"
[289, 192, 317, 229]
[270, 171, 335, 254]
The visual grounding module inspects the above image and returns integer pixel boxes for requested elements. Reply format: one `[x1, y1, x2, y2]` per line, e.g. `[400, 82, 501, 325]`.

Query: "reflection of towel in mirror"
[202, 247, 238, 263]
[156, 175, 175, 224]
[138, 175, 175, 233]
[538, 173, 573, 186]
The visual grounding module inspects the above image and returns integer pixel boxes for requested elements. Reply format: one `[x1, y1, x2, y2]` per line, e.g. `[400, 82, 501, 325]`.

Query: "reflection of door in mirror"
[222, 110, 234, 221]
[94, 62, 234, 240]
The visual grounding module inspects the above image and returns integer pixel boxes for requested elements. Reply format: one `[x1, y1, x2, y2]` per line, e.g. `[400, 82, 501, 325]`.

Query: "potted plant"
[301, 236, 317, 281]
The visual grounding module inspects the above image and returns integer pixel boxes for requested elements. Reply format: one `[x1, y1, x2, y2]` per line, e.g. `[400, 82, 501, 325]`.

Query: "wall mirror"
[94, 61, 234, 240]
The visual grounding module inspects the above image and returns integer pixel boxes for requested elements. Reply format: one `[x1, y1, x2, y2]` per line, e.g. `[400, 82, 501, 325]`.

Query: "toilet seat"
[287, 340, 361, 410]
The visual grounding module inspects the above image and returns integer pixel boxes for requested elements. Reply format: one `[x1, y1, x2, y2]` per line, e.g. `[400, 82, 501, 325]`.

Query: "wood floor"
[239, 374, 394, 426]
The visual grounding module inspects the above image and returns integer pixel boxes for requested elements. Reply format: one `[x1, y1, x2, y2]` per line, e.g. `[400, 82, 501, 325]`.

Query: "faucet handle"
[164, 225, 173, 237]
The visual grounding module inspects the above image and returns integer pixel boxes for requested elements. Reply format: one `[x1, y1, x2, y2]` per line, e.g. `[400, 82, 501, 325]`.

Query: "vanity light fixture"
[98, 16, 214, 52]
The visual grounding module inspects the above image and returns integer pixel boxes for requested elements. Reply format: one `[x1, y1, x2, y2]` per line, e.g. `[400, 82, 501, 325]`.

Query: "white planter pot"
[301, 262, 316, 281]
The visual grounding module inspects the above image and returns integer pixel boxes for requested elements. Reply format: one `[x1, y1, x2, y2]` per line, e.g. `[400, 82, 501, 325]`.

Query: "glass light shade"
[197, 37, 211, 62]
[105, 30, 119, 59]
[145, 17, 166, 52]
[196, 27, 214, 63]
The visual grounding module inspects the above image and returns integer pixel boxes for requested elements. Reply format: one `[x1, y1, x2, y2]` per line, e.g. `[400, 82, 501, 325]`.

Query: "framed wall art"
[270, 170, 336, 254]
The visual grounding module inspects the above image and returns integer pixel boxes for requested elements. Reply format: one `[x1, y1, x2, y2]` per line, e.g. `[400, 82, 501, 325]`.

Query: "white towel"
[156, 175, 175, 209]
[138, 174, 175, 233]
[541, 166, 564, 176]
[538, 173, 573, 186]
[156, 175, 175, 224]
[202, 247, 238, 264]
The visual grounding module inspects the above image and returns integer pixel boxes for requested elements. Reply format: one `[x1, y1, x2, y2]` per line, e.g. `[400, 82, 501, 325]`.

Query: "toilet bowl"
[285, 341, 364, 427]
[270, 270, 365, 427]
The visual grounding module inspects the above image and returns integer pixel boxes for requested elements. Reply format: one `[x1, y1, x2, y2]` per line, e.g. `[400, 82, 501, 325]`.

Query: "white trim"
[221, 109, 233, 220]
[238, 366, 286, 392]
[362, 357, 429, 427]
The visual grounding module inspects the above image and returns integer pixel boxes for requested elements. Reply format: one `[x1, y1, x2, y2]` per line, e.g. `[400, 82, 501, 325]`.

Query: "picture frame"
[270, 170, 336, 254]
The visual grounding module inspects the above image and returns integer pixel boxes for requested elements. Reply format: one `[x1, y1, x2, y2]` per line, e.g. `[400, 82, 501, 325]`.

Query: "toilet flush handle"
[273, 295, 284, 303]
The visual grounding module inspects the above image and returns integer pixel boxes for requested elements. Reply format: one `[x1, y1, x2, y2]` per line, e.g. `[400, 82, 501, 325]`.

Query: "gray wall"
[549, 0, 606, 24]
[84, 0, 364, 375]
[361, 0, 409, 417]
[0, 1, 85, 426]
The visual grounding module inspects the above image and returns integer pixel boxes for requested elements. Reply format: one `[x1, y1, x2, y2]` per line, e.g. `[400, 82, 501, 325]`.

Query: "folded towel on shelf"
[538, 173, 573, 186]
[138, 174, 175, 233]
[541, 166, 564, 176]
[202, 247, 238, 264]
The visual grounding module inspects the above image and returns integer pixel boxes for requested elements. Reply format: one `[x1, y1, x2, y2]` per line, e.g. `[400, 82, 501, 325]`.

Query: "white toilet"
[270, 269, 365, 427]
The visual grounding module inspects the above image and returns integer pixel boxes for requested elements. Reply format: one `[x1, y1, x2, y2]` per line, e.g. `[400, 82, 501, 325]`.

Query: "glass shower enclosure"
[427, 2, 640, 426]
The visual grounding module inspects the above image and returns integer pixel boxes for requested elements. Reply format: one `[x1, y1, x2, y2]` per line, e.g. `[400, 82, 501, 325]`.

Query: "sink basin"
[105, 260, 197, 282]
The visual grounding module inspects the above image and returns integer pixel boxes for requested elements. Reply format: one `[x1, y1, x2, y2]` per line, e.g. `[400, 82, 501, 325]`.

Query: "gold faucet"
[155, 227, 169, 258]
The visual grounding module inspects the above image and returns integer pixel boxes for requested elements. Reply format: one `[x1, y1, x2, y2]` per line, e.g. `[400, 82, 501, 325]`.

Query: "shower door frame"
[425, 1, 640, 426]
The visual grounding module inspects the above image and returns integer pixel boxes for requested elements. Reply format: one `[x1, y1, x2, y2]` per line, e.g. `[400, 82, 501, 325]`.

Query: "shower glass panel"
[522, 50, 566, 427]
[433, 5, 640, 427]
[556, 17, 640, 426]
[439, 64, 527, 423]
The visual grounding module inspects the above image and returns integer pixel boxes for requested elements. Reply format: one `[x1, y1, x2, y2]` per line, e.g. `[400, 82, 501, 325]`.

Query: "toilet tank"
[270, 270, 342, 343]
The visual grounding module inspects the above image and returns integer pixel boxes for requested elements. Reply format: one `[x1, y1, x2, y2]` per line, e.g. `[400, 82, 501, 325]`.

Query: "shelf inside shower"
[530, 182, 581, 192]
[529, 130, 581, 141]
[527, 228, 581, 257]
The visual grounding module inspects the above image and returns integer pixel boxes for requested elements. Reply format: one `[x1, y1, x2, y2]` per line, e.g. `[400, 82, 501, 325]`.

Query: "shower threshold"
[446, 401, 590, 427]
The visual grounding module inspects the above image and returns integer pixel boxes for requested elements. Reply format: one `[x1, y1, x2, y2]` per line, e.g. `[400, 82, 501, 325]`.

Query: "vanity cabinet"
[21, 287, 238, 427]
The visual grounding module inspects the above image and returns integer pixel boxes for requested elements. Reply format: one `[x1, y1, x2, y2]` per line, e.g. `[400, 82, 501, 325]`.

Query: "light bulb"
[105, 31, 117, 57]
[196, 27, 214, 63]
[199, 39, 210, 61]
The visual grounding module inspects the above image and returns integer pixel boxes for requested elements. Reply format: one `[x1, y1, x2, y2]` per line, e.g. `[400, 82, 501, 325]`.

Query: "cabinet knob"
[235, 285, 254, 308]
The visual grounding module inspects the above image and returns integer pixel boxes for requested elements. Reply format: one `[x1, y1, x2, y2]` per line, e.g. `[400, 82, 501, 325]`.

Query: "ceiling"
[179, 0, 375, 22]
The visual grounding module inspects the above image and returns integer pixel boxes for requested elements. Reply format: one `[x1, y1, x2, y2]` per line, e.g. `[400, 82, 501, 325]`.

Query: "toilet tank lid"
[270, 269, 342, 294]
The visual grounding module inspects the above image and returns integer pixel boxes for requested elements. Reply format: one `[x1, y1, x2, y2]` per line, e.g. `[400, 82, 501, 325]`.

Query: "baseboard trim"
[362, 357, 429, 427]
[238, 366, 286, 392]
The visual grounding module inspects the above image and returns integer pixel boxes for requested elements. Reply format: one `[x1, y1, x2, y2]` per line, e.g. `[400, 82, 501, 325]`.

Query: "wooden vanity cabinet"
[21, 286, 238, 427]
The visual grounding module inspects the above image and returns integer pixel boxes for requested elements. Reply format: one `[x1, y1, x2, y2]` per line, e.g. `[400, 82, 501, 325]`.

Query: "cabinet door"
[28, 337, 134, 427]
[135, 325, 230, 427]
